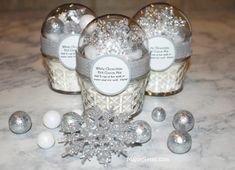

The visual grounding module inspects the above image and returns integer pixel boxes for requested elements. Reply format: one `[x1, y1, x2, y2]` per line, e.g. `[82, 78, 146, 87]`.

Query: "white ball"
[128, 49, 143, 60]
[72, 109, 83, 116]
[43, 110, 61, 129]
[79, 14, 95, 30]
[37, 131, 55, 149]
[84, 45, 98, 59]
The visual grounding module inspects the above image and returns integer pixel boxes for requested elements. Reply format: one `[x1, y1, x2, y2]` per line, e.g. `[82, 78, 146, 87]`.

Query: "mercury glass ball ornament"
[61, 112, 83, 133]
[173, 110, 195, 132]
[9, 111, 32, 134]
[167, 130, 192, 154]
[151, 107, 166, 122]
[43, 17, 64, 34]
[132, 120, 152, 144]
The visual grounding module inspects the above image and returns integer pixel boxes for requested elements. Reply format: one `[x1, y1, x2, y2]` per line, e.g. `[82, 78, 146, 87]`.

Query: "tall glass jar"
[133, 3, 192, 96]
[76, 15, 150, 115]
[41, 3, 95, 94]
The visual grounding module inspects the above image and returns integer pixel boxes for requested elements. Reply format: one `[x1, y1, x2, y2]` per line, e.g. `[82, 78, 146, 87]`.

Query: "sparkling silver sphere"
[61, 112, 83, 133]
[9, 111, 32, 134]
[173, 110, 195, 132]
[43, 17, 64, 34]
[167, 130, 192, 154]
[65, 10, 81, 24]
[152, 107, 166, 122]
[64, 22, 81, 34]
[132, 120, 152, 144]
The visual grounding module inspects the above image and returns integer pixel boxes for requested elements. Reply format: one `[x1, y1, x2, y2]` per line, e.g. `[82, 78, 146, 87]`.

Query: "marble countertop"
[0, 11, 235, 170]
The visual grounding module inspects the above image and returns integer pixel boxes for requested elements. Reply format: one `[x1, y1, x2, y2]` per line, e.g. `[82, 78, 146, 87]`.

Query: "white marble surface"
[0, 11, 235, 170]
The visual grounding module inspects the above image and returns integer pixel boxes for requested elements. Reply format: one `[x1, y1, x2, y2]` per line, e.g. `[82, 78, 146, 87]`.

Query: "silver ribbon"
[40, 35, 80, 57]
[76, 54, 150, 80]
[41, 35, 191, 60]
[174, 38, 192, 60]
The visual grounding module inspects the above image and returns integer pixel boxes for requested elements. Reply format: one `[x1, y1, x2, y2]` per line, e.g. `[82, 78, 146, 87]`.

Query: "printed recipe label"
[91, 56, 130, 96]
[58, 35, 79, 70]
[148, 37, 176, 71]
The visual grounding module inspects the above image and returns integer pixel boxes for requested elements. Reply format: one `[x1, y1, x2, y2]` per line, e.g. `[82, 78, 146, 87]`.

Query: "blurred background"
[1, 0, 235, 16]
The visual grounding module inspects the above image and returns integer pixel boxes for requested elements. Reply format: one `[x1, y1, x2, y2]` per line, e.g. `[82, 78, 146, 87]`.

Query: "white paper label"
[148, 37, 176, 71]
[58, 35, 79, 70]
[91, 56, 130, 96]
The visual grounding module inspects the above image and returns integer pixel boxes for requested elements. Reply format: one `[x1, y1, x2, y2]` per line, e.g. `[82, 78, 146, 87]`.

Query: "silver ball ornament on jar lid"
[43, 17, 64, 34]
[132, 120, 152, 144]
[167, 130, 192, 154]
[61, 112, 83, 133]
[173, 110, 195, 132]
[9, 111, 32, 134]
[151, 107, 166, 122]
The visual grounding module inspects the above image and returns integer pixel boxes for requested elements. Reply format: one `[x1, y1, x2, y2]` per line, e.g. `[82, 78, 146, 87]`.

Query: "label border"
[90, 55, 131, 96]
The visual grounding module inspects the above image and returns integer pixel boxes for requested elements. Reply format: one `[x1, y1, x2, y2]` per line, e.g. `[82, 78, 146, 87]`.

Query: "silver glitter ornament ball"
[167, 130, 192, 154]
[132, 120, 152, 144]
[43, 17, 64, 34]
[9, 111, 32, 134]
[173, 110, 195, 132]
[61, 112, 83, 133]
[152, 107, 166, 122]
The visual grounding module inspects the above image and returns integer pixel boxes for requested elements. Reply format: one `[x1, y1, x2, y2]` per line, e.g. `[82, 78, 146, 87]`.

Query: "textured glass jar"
[41, 3, 95, 94]
[76, 15, 150, 115]
[133, 3, 192, 96]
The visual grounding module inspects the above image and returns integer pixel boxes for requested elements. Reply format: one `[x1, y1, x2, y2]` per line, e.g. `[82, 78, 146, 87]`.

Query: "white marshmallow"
[79, 14, 95, 30]
[43, 110, 61, 129]
[84, 45, 98, 59]
[37, 131, 55, 149]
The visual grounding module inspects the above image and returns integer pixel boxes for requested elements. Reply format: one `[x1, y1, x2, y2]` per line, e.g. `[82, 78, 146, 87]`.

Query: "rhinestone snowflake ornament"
[60, 107, 151, 166]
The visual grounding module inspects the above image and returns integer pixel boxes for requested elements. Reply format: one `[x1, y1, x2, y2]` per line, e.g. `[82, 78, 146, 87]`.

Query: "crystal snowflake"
[60, 107, 137, 166]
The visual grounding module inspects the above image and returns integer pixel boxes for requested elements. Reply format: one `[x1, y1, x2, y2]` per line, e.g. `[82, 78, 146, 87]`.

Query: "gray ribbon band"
[41, 35, 192, 60]
[174, 38, 192, 59]
[40, 35, 80, 57]
[76, 54, 150, 80]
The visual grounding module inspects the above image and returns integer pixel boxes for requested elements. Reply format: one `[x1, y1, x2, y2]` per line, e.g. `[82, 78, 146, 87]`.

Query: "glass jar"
[76, 14, 150, 115]
[41, 3, 95, 94]
[133, 3, 192, 96]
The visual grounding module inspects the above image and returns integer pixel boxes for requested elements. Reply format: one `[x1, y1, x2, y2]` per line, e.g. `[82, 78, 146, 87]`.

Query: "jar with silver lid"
[76, 14, 150, 115]
[41, 3, 96, 94]
[133, 3, 192, 96]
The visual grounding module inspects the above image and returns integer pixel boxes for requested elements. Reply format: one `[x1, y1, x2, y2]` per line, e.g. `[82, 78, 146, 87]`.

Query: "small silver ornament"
[167, 130, 192, 154]
[64, 22, 81, 34]
[65, 10, 81, 24]
[173, 110, 195, 132]
[132, 120, 152, 144]
[151, 107, 166, 122]
[44, 17, 64, 34]
[61, 112, 83, 133]
[9, 111, 32, 134]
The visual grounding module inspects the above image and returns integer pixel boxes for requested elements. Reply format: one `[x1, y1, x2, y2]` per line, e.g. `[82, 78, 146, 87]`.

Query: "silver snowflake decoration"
[59, 107, 139, 166]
